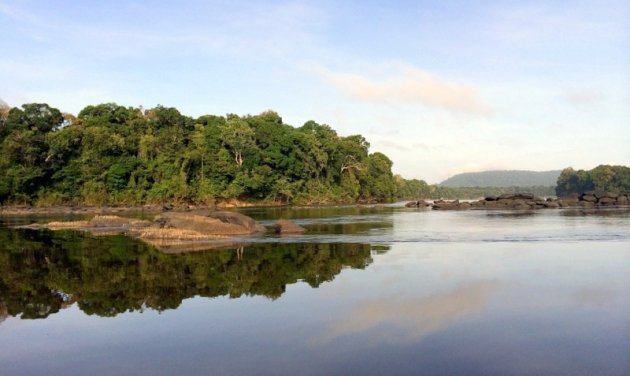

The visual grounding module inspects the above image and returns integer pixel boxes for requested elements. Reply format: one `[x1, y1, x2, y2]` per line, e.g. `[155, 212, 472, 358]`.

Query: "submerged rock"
[273, 219, 306, 234]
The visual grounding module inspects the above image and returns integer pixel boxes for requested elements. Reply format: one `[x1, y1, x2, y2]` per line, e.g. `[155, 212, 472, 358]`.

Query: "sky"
[1, 0, 629, 183]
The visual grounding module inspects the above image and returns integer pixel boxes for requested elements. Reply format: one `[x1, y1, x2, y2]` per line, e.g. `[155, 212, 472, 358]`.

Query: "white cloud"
[376, 139, 410, 151]
[311, 63, 492, 115]
[564, 88, 604, 105]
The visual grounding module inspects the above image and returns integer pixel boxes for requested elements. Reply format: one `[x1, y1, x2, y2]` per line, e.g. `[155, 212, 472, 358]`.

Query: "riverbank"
[0, 199, 291, 216]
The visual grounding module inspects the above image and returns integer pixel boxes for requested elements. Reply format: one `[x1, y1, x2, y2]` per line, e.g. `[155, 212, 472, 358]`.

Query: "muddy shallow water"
[1, 206, 629, 375]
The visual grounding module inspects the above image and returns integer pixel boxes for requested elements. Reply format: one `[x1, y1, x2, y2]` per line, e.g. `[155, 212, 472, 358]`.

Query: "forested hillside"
[0, 103, 396, 206]
[395, 176, 554, 199]
[440, 170, 561, 188]
[556, 165, 630, 196]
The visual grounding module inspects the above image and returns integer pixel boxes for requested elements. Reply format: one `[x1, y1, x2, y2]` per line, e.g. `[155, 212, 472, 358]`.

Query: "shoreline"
[0, 200, 365, 216]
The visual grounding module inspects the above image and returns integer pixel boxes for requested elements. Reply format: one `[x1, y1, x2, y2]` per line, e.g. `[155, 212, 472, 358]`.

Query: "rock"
[496, 199, 513, 207]
[558, 197, 579, 207]
[616, 195, 628, 205]
[471, 201, 485, 208]
[432, 200, 461, 210]
[544, 202, 560, 208]
[512, 193, 534, 200]
[88, 215, 150, 228]
[162, 203, 174, 211]
[405, 200, 429, 208]
[205, 211, 264, 232]
[597, 197, 616, 206]
[579, 201, 595, 208]
[498, 194, 515, 200]
[273, 219, 306, 234]
[154, 211, 265, 236]
[580, 194, 597, 202]
[594, 191, 618, 199]
[485, 196, 497, 201]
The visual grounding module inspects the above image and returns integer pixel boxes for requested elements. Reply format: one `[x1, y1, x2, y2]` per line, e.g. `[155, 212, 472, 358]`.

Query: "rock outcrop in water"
[18, 211, 269, 252]
[273, 219, 306, 234]
[406, 191, 630, 211]
[405, 200, 431, 208]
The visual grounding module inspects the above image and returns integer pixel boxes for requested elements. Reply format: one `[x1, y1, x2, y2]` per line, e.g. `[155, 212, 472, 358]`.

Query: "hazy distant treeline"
[394, 176, 555, 199]
[440, 170, 561, 188]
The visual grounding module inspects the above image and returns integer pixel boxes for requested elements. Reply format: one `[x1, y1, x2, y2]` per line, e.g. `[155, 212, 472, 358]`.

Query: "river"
[1, 206, 629, 375]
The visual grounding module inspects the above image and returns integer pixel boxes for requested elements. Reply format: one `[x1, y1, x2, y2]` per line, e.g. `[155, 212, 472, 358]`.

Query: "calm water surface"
[1, 207, 629, 375]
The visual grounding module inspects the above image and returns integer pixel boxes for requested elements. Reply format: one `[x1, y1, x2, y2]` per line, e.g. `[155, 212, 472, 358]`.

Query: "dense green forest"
[556, 165, 630, 196]
[0, 103, 397, 205]
[440, 170, 561, 188]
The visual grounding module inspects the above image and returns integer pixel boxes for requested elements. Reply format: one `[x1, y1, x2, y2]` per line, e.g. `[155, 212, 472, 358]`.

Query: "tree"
[0, 104, 402, 205]
[220, 117, 256, 167]
[4, 103, 63, 134]
[0, 99, 10, 141]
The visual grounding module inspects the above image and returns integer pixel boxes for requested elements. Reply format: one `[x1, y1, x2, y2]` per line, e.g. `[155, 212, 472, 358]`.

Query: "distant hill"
[440, 170, 561, 188]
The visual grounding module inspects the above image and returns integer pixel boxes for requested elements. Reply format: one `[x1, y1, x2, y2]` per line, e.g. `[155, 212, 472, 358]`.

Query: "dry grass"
[135, 228, 226, 240]
[46, 221, 89, 229]
[89, 215, 151, 227]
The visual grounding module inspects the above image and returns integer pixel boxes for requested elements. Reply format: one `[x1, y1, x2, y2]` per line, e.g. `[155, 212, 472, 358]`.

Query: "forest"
[0, 103, 397, 206]
[2, 103, 626, 206]
[555, 165, 630, 196]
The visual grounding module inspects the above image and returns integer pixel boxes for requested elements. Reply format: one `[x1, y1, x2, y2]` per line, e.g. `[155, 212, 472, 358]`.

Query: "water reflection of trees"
[0, 228, 384, 320]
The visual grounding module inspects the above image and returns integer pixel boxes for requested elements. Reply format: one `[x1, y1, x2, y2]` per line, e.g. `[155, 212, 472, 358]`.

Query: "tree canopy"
[0, 103, 397, 205]
[556, 165, 630, 196]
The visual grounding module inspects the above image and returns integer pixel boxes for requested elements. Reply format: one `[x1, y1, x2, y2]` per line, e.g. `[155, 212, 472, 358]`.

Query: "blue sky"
[1, 0, 629, 182]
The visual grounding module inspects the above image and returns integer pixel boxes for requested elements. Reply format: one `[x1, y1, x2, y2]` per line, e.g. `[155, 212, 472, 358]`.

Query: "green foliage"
[0, 103, 399, 205]
[556, 165, 630, 196]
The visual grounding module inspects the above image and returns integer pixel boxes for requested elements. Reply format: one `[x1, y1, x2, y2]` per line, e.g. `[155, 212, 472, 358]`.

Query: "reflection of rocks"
[0, 304, 7, 325]
[324, 280, 499, 343]
[142, 239, 251, 254]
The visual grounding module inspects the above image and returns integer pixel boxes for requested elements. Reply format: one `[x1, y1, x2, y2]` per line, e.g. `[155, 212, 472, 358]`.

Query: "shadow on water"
[0, 227, 386, 321]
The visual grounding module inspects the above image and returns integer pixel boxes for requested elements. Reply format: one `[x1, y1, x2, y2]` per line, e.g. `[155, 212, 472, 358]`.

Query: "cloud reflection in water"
[323, 280, 500, 344]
